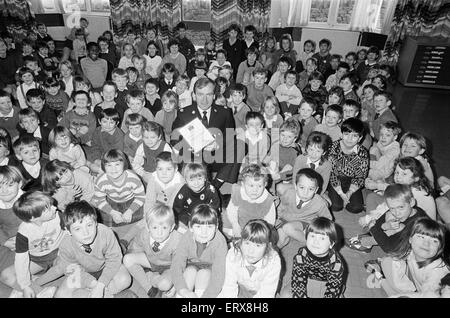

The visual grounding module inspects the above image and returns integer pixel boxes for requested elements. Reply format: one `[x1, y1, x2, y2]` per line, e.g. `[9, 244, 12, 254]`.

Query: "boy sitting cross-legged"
[124, 202, 182, 298]
[36, 200, 132, 298]
[2, 191, 66, 298]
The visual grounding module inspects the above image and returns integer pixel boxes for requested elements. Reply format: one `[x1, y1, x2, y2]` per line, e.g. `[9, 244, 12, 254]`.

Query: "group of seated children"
[0, 22, 449, 299]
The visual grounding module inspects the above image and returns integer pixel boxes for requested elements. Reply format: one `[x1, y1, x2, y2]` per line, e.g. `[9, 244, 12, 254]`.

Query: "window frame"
[307, 0, 386, 33]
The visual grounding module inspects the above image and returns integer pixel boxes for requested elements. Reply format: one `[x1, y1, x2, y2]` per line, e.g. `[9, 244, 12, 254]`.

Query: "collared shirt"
[23, 161, 41, 179]
[128, 133, 142, 142]
[152, 171, 184, 190]
[197, 106, 212, 123]
[306, 157, 320, 169]
[33, 128, 42, 139]
[149, 236, 170, 250]
[295, 195, 312, 209]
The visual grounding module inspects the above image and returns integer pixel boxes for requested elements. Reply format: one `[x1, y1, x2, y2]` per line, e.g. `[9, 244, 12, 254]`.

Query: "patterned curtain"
[211, 0, 271, 48]
[110, 0, 181, 39]
[0, 0, 34, 39]
[387, 0, 450, 48]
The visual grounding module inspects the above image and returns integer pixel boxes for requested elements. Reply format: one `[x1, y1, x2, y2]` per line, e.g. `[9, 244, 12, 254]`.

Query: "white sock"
[194, 288, 204, 297]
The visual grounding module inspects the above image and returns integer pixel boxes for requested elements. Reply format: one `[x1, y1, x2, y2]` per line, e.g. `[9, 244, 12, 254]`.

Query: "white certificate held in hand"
[178, 117, 215, 153]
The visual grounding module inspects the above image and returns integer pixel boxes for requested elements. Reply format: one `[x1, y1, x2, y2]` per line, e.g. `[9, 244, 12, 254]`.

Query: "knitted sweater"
[61, 110, 97, 145]
[292, 247, 345, 298]
[45, 90, 69, 113]
[92, 170, 145, 217]
[246, 83, 274, 112]
[236, 60, 263, 85]
[37, 224, 122, 287]
[123, 133, 143, 160]
[159, 53, 187, 76]
[170, 230, 227, 298]
[329, 140, 369, 191]
[121, 108, 155, 133]
[49, 143, 87, 170]
[314, 124, 342, 142]
[278, 189, 332, 223]
[80, 57, 107, 89]
[143, 171, 185, 211]
[368, 141, 401, 181]
[129, 229, 182, 266]
[173, 183, 221, 226]
[90, 127, 124, 161]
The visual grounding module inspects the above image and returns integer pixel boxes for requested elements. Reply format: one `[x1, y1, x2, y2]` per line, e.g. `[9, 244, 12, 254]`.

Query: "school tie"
[152, 241, 160, 252]
[310, 162, 316, 170]
[297, 200, 304, 209]
[374, 113, 380, 120]
[246, 265, 256, 276]
[233, 107, 237, 115]
[300, 119, 306, 126]
[202, 111, 209, 128]
[82, 244, 92, 254]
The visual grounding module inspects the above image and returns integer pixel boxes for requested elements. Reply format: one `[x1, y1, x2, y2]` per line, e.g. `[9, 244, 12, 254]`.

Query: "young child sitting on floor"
[292, 131, 333, 195]
[35, 200, 131, 298]
[132, 121, 174, 183]
[124, 202, 182, 298]
[143, 151, 185, 210]
[2, 191, 65, 298]
[290, 217, 345, 298]
[365, 121, 401, 191]
[123, 113, 145, 162]
[173, 163, 221, 228]
[49, 126, 88, 172]
[276, 168, 332, 248]
[170, 204, 228, 298]
[10, 136, 47, 191]
[223, 164, 276, 238]
[219, 219, 281, 298]
[347, 184, 429, 254]
[314, 104, 343, 142]
[0, 166, 24, 252]
[92, 149, 146, 246]
[41, 159, 94, 211]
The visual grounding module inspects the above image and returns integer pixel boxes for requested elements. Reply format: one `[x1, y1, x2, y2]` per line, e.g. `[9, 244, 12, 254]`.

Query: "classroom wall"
[294, 27, 361, 57]
[46, 14, 111, 42]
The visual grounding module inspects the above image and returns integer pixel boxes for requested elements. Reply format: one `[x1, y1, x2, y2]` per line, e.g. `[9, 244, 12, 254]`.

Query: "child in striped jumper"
[92, 149, 145, 243]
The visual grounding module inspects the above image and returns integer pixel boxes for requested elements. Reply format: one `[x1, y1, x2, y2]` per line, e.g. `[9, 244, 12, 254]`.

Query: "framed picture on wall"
[182, 0, 211, 22]
[90, 0, 111, 12]
[60, 0, 87, 13]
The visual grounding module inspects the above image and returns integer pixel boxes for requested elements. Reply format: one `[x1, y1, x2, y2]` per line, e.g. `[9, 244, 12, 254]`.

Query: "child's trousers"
[328, 176, 364, 213]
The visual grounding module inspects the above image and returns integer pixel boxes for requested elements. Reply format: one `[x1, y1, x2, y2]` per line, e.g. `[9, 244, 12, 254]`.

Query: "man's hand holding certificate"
[178, 117, 216, 153]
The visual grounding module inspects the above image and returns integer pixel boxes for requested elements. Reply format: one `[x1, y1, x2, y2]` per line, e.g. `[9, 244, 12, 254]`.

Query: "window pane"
[310, 0, 331, 23]
[336, 0, 355, 24]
